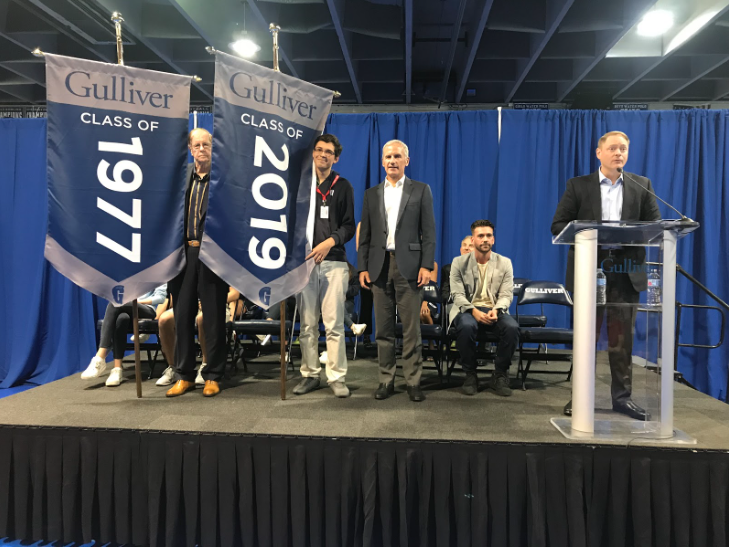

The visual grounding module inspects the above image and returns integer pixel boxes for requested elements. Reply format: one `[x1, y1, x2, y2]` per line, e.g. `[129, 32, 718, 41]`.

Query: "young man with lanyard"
[294, 134, 356, 397]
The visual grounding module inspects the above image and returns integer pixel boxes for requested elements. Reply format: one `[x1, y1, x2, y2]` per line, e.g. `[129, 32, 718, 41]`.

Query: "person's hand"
[420, 301, 431, 322]
[471, 308, 489, 324]
[417, 268, 431, 287]
[359, 271, 371, 289]
[484, 309, 499, 325]
[306, 238, 335, 264]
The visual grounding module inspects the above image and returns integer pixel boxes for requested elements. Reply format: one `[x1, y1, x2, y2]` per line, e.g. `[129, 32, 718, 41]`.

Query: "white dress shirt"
[599, 166, 623, 221]
[383, 176, 405, 251]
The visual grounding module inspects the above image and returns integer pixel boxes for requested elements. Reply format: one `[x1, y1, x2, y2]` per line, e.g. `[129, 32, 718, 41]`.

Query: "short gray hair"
[382, 139, 409, 158]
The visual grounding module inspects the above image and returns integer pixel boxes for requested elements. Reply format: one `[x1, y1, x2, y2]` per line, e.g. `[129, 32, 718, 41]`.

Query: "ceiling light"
[666, 10, 718, 53]
[230, 38, 260, 58]
[636, 10, 674, 37]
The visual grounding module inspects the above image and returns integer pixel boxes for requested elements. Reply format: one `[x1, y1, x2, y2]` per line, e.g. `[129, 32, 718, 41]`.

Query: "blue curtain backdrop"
[2, 110, 728, 400]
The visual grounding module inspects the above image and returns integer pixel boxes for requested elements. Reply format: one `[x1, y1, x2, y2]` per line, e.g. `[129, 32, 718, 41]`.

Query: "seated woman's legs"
[156, 309, 177, 386]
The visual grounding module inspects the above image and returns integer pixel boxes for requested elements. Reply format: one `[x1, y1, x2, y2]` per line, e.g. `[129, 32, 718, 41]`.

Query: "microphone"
[616, 167, 696, 224]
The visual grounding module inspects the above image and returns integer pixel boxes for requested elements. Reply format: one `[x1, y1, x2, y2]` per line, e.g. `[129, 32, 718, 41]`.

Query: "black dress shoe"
[407, 385, 425, 402]
[613, 399, 651, 421]
[563, 400, 572, 416]
[374, 382, 395, 400]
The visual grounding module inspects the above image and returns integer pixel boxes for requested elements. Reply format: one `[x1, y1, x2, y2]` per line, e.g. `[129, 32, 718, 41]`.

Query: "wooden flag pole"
[268, 24, 289, 400]
[111, 12, 142, 398]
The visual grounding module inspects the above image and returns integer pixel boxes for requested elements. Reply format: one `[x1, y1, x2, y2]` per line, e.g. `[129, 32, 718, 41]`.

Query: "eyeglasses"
[314, 147, 335, 157]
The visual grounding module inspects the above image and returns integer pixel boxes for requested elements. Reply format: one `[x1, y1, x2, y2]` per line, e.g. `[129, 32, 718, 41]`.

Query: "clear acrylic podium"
[551, 220, 699, 443]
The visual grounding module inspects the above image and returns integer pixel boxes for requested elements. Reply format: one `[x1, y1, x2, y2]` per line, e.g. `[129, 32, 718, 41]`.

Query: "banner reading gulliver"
[44, 54, 191, 305]
[201, 52, 333, 308]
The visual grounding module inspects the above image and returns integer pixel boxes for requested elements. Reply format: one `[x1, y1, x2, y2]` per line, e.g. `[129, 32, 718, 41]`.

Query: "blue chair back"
[517, 281, 573, 307]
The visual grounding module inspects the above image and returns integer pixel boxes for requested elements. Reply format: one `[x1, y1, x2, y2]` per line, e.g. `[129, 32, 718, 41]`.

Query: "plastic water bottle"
[596, 269, 607, 305]
[647, 270, 661, 306]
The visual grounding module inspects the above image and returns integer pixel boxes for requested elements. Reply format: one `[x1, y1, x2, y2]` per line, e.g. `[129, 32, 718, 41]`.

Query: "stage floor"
[1, 352, 727, 450]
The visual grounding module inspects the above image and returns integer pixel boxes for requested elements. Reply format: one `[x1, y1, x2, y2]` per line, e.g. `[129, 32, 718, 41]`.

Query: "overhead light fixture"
[636, 10, 674, 37]
[230, 37, 260, 58]
[666, 10, 718, 53]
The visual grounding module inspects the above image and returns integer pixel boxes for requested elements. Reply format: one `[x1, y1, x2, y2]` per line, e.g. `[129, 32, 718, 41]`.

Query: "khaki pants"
[297, 261, 349, 383]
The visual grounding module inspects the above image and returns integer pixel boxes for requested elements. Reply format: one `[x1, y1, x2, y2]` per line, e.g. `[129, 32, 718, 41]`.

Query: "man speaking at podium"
[551, 131, 661, 421]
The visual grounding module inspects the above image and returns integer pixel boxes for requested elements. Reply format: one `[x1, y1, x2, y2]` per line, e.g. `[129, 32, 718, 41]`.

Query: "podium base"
[551, 418, 697, 444]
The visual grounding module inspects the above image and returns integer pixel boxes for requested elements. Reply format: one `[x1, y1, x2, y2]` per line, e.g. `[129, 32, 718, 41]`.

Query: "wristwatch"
[497, 308, 505, 317]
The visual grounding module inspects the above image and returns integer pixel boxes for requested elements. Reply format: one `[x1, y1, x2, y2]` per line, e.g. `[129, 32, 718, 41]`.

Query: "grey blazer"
[357, 177, 436, 282]
[448, 251, 514, 328]
[551, 170, 661, 293]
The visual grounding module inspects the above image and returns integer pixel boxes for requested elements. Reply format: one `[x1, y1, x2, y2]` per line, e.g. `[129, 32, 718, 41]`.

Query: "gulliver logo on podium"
[43, 54, 192, 305]
[199, 52, 334, 309]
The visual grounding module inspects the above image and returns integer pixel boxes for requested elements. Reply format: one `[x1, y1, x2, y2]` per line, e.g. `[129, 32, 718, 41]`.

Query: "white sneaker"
[156, 366, 176, 386]
[351, 323, 367, 336]
[81, 356, 106, 379]
[131, 333, 150, 343]
[319, 351, 328, 365]
[105, 367, 123, 386]
[196, 363, 207, 386]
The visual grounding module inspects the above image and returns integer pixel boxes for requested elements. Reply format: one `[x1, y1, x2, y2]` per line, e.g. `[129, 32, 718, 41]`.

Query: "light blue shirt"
[599, 167, 623, 221]
[140, 283, 167, 307]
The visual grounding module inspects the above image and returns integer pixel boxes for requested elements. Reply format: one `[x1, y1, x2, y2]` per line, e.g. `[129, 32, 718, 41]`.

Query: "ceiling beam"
[325, 0, 361, 103]
[505, 0, 574, 102]
[88, 0, 212, 100]
[711, 78, 729, 100]
[454, 0, 496, 103]
[661, 54, 729, 100]
[438, 0, 468, 103]
[615, 6, 729, 100]
[245, 0, 299, 78]
[557, 0, 657, 102]
[404, 0, 412, 104]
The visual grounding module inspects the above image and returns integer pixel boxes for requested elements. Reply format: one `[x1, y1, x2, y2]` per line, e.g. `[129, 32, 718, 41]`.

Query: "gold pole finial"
[31, 47, 45, 57]
[111, 12, 125, 65]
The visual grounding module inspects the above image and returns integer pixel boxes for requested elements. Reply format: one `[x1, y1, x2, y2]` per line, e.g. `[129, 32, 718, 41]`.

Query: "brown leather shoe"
[203, 380, 220, 397]
[166, 380, 195, 397]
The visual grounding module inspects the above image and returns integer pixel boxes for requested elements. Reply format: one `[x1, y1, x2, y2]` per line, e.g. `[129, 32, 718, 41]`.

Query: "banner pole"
[132, 301, 143, 398]
[111, 12, 125, 66]
[280, 301, 287, 400]
[111, 11, 143, 398]
[269, 23, 281, 73]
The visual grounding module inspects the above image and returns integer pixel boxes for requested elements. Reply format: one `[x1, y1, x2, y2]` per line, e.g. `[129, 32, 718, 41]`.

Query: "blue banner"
[44, 54, 191, 305]
[201, 52, 333, 308]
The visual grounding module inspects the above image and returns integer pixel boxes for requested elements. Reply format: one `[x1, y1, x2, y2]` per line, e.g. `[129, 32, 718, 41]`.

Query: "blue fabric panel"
[0, 119, 97, 388]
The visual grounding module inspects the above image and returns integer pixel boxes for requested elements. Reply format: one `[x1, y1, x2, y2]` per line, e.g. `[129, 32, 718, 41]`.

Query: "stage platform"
[1, 353, 729, 546]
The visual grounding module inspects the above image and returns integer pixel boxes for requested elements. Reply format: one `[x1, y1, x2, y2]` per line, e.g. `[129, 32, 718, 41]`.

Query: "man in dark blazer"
[166, 128, 229, 398]
[552, 130, 661, 420]
[358, 140, 436, 402]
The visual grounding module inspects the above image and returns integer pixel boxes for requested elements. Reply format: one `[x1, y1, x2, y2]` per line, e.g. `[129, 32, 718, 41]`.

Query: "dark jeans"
[168, 245, 228, 382]
[99, 302, 156, 359]
[597, 269, 639, 403]
[453, 307, 520, 373]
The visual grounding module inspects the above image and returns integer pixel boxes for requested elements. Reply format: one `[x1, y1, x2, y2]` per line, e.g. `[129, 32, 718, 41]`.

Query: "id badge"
[320, 206, 329, 219]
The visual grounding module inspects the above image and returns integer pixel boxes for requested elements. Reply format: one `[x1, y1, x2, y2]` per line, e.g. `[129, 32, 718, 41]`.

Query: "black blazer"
[358, 177, 436, 282]
[551, 170, 661, 293]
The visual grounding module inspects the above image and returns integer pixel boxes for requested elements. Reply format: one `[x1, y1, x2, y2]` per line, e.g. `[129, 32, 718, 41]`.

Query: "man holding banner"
[294, 134, 356, 398]
[165, 128, 229, 398]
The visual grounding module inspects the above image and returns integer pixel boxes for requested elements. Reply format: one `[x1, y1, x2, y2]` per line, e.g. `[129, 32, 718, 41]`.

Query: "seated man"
[81, 284, 168, 386]
[449, 220, 519, 396]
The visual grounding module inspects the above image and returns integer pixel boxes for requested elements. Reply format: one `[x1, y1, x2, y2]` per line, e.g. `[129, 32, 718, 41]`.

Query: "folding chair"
[516, 280, 573, 390]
